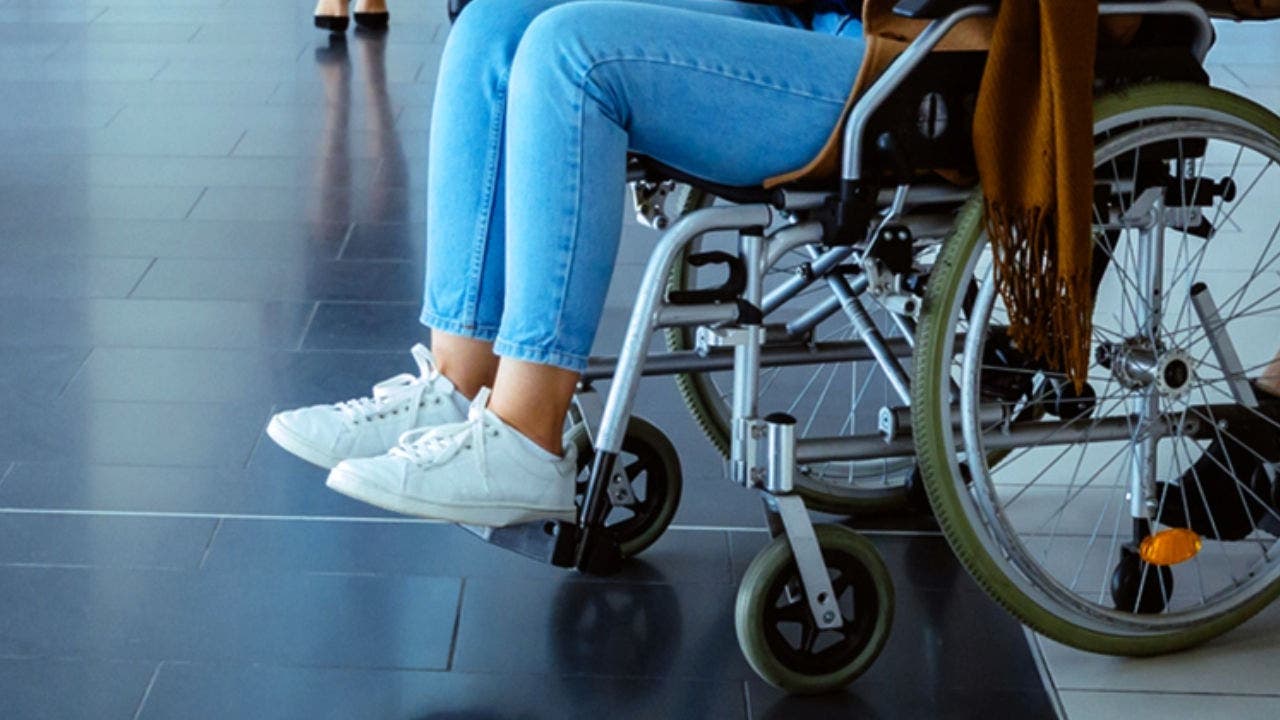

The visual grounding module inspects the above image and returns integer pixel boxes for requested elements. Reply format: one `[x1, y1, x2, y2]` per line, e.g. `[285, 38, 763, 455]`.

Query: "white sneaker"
[266, 344, 466, 469]
[325, 388, 578, 527]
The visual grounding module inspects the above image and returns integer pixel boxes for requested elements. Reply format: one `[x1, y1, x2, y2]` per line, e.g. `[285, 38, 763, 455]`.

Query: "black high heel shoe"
[354, 9, 389, 30]
[314, 13, 350, 32]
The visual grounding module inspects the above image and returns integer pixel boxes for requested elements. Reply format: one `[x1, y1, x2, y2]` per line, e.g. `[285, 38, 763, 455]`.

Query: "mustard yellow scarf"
[973, 0, 1099, 386]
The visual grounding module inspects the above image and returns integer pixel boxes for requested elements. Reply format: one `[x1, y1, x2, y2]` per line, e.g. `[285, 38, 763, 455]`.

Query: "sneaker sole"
[266, 417, 344, 469]
[326, 466, 577, 527]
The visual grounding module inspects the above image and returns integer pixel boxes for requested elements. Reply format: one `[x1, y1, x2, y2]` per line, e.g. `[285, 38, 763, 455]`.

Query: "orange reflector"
[1140, 528, 1203, 566]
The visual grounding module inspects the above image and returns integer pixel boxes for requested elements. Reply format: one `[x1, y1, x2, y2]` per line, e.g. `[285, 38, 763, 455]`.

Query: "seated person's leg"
[328, 1, 867, 525]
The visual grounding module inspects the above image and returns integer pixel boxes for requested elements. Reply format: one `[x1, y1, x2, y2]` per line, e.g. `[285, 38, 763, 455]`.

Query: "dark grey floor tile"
[0, 298, 314, 349]
[62, 347, 410, 404]
[0, 59, 163, 82]
[131, 258, 421, 301]
[189, 185, 424, 224]
[0, 218, 350, 260]
[138, 664, 746, 720]
[0, 460, 386, 518]
[0, 256, 153, 298]
[0, 400, 270, 466]
[0, 565, 460, 668]
[48, 40, 309, 64]
[52, 154, 382, 190]
[0, 79, 278, 107]
[232, 127, 429, 161]
[0, 100, 120, 129]
[301, 301, 427, 350]
[453, 543, 1047, 691]
[0, 346, 90, 402]
[747, 680, 1055, 720]
[0, 514, 217, 570]
[0, 184, 200, 220]
[340, 222, 426, 261]
[268, 79, 438, 109]
[0, 657, 155, 720]
[452, 574, 749, 679]
[200, 519, 734, 586]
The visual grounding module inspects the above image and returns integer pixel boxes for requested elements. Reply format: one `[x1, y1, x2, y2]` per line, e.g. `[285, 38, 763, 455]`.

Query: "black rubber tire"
[735, 524, 894, 694]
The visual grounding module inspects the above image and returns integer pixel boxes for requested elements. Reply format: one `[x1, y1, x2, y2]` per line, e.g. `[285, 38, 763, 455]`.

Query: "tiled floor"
[1, 1, 1278, 718]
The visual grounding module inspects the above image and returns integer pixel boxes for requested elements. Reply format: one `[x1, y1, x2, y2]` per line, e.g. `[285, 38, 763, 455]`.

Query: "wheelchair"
[452, 0, 1280, 694]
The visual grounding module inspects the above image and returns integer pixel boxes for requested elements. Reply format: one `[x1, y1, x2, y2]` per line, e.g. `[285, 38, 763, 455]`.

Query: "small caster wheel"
[568, 416, 682, 559]
[1111, 544, 1173, 614]
[735, 524, 893, 694]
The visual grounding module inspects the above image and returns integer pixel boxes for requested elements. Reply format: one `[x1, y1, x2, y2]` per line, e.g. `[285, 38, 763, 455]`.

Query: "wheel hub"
[1098, 338, 1195, 398]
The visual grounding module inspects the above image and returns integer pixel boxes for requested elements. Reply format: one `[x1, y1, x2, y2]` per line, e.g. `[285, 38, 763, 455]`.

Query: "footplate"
[459, 520, 578, 568]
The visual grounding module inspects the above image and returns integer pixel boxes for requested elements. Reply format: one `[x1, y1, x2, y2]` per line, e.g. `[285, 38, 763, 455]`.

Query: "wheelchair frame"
[461, 0, 1238, 681]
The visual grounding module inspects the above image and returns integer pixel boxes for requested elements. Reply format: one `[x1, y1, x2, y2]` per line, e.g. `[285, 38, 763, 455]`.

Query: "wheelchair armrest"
[893, 0, 996, 19]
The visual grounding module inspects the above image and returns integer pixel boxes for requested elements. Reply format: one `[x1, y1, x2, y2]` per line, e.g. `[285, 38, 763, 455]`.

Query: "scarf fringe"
[984, 201, 1093, 388]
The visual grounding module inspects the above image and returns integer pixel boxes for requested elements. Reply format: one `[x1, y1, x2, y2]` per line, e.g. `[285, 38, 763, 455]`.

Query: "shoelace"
[391, 388, 496, 488]
[335, 344, 442, 423]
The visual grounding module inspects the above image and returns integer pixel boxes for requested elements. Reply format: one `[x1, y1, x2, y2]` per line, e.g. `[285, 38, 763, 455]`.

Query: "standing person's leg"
[329, 1, 866, 525]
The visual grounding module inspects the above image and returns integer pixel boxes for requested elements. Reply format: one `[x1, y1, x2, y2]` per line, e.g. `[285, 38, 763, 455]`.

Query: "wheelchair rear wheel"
[914, 83, 1280, 655]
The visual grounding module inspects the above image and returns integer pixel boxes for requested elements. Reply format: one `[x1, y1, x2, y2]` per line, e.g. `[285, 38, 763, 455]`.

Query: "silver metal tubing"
[1099, 1, 1215, 62]
[594, 203, 772, 455]
[841, 4, 994, 181]
[581, 336, 919, 382]
[766, 415, 797, 494]
[765, 221, 825, 270]
[807, 246, 913, 404]
[1191, 282, 1259, 408]
[1130, 193, 1166, 520]
[761, 244, 857, 315]
[825, 273, 913, 404]
[654, 303, 739, 329]
[778, 190, 834, 211]
[785, 292, 847, 338]
[797, 414, 1195, 464]
[877, 183, 974, 207]
[731, 230, 768, 486]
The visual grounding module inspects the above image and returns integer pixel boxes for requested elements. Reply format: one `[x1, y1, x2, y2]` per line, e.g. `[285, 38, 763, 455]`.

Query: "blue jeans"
[422, 0, 865, 372]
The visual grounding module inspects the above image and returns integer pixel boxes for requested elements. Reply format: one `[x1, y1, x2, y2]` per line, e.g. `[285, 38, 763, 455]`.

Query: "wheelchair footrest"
[458, 520, 578, 568]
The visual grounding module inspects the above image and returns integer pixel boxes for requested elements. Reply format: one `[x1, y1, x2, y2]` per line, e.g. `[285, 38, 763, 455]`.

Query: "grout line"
[149, 59, 171, 82]
[182, 187, 208, 220]
[101, 104, 128, 129]
[295, 301, 321, 351]
[335, 221, 357, 260]
[197, 518, 223, 570]
[130, 661, 164, 720]
[444, 577, 466, 671]
[1026, 630, 1069, 720]
[0, 507, 941, 537]
[225, 129, 248, 157]
[125, 258, 159, 299]
[241, 406, 276, 469]
[722, 530, 735, 583]
[54, 347, 95, 399]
